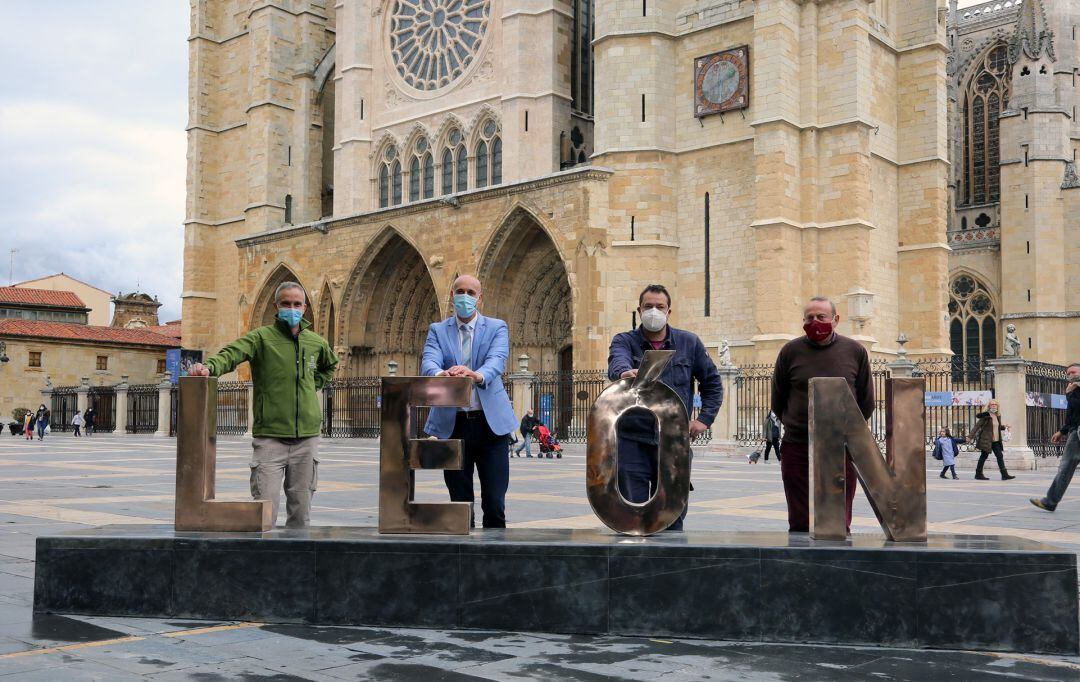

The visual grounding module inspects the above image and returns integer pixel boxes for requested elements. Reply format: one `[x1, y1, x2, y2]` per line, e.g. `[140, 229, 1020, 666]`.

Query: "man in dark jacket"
[607, 284, 724, 530]
[191, 281, 338, 528]
[771, 297, 874, 534]
[1031, 363, 1080, 511]
[514, 409, 540, 458]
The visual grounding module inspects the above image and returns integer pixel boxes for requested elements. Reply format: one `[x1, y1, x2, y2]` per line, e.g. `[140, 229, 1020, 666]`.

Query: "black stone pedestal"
[33, 526, 1079, 654]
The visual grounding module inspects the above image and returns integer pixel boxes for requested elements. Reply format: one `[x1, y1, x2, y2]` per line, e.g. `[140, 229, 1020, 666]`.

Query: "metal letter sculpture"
[379, 376, 474, 534]
[175, 377, 272, 531]
[586, 350, 691, 536]
[809, 377, 926, 542]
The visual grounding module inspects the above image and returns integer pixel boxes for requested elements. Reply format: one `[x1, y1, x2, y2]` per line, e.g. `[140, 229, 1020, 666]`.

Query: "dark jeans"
[940, 464, 956, 478]
[976, 441, 1008, 478]
[616, 437, 688, 531]
[444, 411, 510, 528]
[73, 426, 81, 437]
[36, 421, 47, 439]
[1044, 431, 1080, 509]
[763, 438, 780, 461]
[780, 441, 856, 533]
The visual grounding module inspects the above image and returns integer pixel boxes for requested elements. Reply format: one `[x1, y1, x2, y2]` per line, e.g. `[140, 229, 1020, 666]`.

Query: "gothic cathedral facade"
[947, 0, 1079, 368]
[184, 0, 956, 376]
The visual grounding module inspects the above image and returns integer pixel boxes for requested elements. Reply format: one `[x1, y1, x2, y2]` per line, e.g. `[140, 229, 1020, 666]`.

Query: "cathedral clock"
[694, 46, 750, 117]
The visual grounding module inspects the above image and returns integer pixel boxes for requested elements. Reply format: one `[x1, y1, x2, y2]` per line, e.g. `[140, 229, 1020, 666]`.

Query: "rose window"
[388, 0, 490, 92]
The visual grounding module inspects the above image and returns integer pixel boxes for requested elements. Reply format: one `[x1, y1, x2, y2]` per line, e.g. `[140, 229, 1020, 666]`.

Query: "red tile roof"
[0, 320, 180, 348]
[146, 320, 183, 339]
[0, 286, 86, 309]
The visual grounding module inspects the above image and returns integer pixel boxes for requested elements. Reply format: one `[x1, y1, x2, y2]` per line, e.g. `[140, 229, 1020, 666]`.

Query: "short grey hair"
[274, 281, 306, 305]
[808, 296, 837, 316]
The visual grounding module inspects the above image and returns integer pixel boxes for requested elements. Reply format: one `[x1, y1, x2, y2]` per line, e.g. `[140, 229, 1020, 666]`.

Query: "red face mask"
[803, 319, 835, 344]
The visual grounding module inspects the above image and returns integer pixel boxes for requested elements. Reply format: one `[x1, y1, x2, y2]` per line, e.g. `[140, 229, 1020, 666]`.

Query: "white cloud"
[0, 3, 188, 322]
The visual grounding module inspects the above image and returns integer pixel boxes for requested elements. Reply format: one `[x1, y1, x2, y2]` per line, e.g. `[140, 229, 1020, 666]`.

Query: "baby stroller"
[536, 425, 563, 459]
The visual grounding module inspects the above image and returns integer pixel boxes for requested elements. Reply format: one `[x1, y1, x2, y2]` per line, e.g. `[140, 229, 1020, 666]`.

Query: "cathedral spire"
[1008, 0, 1056, 64]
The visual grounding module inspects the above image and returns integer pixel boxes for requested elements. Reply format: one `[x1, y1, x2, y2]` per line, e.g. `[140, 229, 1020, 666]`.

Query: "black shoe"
[974, 473, 989, 480]
[1002, 474, 1015, 481]
[951, 475, 959, 480]
[1030, 497, 1055, 512]
[939, 473, 947, 479]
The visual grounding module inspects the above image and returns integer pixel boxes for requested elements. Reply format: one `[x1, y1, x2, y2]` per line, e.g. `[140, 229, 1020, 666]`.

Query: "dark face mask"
[803, 319, 835, 344]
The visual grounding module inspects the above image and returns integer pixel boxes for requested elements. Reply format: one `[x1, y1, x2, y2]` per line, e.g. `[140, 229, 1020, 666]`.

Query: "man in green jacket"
[191, 281, 338, 528]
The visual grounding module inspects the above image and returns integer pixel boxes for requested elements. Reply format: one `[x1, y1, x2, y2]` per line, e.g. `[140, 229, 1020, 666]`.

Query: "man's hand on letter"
[446, 365, 483, 383]
[189, 363, 211, 377]
[619, 369, 638, 380]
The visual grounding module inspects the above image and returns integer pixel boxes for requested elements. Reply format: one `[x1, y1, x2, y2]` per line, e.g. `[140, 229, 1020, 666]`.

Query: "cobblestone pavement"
[1, 434, 1078, 680]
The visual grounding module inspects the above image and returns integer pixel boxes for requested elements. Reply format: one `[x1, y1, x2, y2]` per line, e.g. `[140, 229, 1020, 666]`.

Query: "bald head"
[451, 274, 483, 321]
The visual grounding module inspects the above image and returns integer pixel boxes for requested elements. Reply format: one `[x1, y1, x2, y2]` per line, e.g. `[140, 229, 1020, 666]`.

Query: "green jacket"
[204, 319, 338, 438]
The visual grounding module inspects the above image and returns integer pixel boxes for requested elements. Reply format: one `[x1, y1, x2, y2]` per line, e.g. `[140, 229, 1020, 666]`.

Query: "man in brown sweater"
[771, 297, 875, 533]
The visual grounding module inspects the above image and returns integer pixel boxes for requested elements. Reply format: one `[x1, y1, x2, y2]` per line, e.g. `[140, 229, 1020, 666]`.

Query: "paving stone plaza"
[1, 434, 1078, 679]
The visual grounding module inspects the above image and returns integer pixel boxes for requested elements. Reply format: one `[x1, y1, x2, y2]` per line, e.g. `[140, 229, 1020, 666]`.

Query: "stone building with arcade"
[184, 0, 955, 376]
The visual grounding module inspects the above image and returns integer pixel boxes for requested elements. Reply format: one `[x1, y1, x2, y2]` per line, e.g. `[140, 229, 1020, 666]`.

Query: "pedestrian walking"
[35, 404, 50, 441]
[71, 411, 83, 437]
[969, 399, 1015, 481]
[932, 428, 965, 479]
[762, 410, 781, 462]
[84, 407, 96, 436]
[1030, 363, 1080, 512]
[23, 411, 34, 441]
[514, 409, 540, 458]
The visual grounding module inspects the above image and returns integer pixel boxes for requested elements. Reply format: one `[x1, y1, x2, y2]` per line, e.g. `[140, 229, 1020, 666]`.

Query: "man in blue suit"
[422, 274, 518, 528]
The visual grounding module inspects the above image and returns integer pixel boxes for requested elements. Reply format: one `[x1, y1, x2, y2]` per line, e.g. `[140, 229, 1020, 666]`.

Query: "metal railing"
[87, 386, 116, 433]
[216, 381, 249, 436]
[126, 384, 159, 434]
[49, 386, 77, 432]
[916, 356, 995, 449]
[322, 376, 382, 438]
[1026, 361, 1068, 458]
[530, 370, 608, 443]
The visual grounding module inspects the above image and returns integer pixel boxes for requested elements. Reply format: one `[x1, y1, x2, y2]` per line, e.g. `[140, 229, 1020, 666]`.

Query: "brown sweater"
[770, 334, 875, 444]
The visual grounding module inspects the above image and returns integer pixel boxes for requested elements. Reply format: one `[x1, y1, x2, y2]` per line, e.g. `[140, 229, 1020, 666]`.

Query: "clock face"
[702, 61, 740, 105]
[694, 46, 750, 117]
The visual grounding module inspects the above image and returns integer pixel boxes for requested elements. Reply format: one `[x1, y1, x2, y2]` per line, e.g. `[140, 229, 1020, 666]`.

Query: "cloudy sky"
[0, 0, 991, 325]
[0, 2, 188, 322]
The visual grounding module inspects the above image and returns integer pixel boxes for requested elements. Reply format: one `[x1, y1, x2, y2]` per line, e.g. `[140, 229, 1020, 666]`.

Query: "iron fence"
[530, 370, 607, 443]
[216, 381, 249, 436]
[87, 386, 116, 433]
[126, 384, 160, 434]
[49, 386, 78, 432]
[915, 356, 995, 450]
[322, 376, 382, 438]
[1026, 361, 1068, 458]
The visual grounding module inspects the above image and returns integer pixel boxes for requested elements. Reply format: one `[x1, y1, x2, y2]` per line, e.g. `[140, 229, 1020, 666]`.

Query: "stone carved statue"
[1003, 324, 1022, 358]
[718, 340, 733, 367]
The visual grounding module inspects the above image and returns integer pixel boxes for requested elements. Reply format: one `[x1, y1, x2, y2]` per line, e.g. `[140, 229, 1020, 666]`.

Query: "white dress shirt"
[456, 316, 482, 410]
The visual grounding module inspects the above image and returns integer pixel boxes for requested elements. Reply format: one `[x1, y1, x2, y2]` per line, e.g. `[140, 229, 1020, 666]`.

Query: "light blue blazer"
[421, 314, 517, 438]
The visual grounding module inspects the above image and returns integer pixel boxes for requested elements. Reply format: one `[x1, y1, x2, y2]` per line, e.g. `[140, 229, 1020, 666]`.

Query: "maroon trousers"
[780, 441, 857, 533]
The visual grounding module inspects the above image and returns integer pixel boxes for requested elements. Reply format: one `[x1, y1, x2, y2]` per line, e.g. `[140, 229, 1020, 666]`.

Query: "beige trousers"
[250, 436, 320, 528]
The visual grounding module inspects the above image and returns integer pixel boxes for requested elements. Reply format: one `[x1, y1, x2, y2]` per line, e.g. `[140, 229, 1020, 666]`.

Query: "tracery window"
[440, 129, 468, 194]
[949, 274, 998, 378]
[961, 45, 1010, 206]
[474, 119, 501, 189]
[388, 0, 490, 92]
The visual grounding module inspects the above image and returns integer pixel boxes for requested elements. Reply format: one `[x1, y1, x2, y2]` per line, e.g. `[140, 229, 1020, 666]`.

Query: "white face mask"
[641, 308, 668, 333]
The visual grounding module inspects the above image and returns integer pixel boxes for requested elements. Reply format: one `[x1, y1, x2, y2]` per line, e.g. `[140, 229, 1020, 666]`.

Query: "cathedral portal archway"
[478, 208, 572, 372]
[340, 229, 440, 375]
[250, 264, 315, 330]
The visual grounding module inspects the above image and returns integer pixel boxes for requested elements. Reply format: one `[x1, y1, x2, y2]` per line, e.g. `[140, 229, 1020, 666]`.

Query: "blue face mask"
[277, 308, 303, 327]
[453, 294, 477, 318]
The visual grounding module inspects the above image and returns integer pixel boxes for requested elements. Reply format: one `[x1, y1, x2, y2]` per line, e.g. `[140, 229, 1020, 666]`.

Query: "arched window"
[474, 119, 501, 189]
[391, 160, 402, 206]
[409, 156, 421, 202]
[377, 145, 399, 208]
[961, 45, 1010, 206]
[441, 129, 467, 194]
[949, 274, 998, 378]
[422, 153, 434, 199]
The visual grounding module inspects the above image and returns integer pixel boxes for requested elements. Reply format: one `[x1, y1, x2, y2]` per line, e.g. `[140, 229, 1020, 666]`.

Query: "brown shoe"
[1030, 497, 1055, 512]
